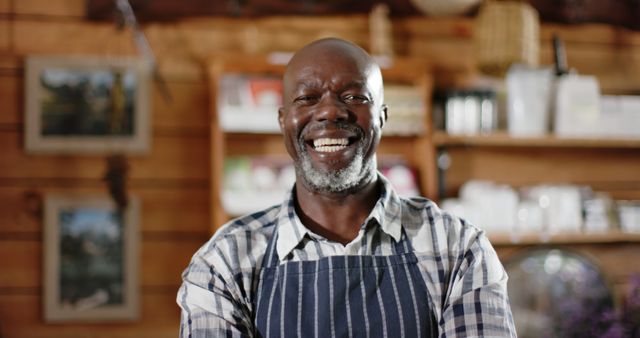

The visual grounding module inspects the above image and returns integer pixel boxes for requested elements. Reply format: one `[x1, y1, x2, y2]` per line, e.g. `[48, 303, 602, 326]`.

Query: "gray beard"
[296, 140, 375, 194]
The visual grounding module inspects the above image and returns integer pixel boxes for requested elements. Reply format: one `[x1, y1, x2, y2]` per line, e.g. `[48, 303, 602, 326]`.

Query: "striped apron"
[254, 227, 437, 337]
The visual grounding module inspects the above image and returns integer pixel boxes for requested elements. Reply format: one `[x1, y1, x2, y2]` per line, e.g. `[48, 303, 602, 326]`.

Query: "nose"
[314, 96, 349, 122]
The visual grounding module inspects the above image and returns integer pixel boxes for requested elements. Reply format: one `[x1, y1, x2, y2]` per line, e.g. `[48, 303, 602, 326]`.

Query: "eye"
[293, 95, 319, 105]
[342, 94, 370, 104]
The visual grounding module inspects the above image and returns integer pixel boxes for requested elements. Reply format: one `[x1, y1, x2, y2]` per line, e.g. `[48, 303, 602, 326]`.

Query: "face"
[278, 40, 387, 194]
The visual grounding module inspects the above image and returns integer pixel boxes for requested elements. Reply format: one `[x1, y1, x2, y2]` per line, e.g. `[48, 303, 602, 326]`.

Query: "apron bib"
[254, 226, 437, 338]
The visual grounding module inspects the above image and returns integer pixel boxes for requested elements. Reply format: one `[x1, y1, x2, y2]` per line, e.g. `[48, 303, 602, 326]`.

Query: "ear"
[278, 107, 285, 131]
[379, 104, 388, 129]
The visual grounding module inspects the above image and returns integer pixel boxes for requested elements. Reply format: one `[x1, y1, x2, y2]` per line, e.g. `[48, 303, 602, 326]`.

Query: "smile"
[312, 138, 350, 153]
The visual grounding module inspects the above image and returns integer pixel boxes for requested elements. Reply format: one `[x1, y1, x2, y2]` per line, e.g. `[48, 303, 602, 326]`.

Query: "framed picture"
[25, 56, 151, 154]
[43, 194, 140, 322]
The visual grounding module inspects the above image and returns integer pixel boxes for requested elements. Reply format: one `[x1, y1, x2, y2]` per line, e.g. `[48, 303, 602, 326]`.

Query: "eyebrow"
[293, 80, 368, 91]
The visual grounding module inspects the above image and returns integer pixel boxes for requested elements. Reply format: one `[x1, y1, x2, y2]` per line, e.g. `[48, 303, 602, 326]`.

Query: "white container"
[515, 201, 544, 234]
[554, 74, 601, 137]
[506, 65, 553, 136]
[526, 185, 583, 234]
[446, 93, 467, 135]
[599, 95, 640, 138]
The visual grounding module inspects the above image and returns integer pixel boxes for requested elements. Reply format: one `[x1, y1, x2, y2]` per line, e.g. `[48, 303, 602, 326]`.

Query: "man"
[178, 38, 516, 337]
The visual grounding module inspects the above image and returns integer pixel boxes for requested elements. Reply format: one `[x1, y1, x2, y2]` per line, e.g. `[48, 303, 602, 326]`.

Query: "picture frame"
[43, 194, 140, 322]
[25, 56, 152, 154]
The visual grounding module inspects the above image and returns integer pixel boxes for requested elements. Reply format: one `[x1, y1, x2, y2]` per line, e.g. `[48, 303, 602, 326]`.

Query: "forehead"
[284, 43, 378, 90]
[291, 66, 369, 90]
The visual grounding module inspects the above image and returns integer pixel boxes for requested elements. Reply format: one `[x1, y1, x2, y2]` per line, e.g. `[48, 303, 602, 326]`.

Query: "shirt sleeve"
[177, 244, 254, 338]
[439, 233, 517, 337]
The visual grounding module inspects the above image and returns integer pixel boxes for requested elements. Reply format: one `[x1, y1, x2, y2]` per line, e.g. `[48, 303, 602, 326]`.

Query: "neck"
[294, 173, 381, 245]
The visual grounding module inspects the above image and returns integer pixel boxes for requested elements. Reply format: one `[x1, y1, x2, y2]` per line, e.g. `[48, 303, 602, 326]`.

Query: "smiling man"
[178, 38, 516, 338]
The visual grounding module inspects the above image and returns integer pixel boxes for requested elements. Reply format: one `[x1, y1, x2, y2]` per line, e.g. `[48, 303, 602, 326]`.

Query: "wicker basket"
[474, 1, 540, 76]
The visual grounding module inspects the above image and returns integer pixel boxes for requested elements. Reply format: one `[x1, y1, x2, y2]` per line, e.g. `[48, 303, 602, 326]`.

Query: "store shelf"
[433, 131, 640, 149]
[489, 231, 640, 246]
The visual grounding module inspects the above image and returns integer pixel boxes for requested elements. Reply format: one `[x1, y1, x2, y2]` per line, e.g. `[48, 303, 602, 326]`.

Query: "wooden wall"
[1, 0, 639, 337]
[0, 1, 211, 337]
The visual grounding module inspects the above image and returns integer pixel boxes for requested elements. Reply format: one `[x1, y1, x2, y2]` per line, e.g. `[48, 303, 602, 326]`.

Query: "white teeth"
[313, 138, 349, 148]
[315, 145, 346, 153]
[312, 138, 349, 153]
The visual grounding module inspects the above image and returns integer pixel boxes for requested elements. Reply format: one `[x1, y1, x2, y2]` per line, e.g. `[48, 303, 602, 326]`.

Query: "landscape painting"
[43, 195, 139, 322]
[25, 56, 151, 154]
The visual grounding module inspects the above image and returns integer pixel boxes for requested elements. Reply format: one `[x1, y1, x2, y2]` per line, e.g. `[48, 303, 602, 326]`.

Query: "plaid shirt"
[177, 174, 517, 337]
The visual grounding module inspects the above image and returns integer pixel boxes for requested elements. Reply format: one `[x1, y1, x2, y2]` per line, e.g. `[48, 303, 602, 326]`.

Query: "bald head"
[283, 38, 384, 106]
[285, 38, 374, 77]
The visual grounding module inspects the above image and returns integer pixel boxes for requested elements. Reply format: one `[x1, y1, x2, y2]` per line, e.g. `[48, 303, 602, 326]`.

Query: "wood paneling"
[0, 74, 20, 124]
[13, 0, 86, 18]
[152, 80, 208, 131]
[0, 131, 208, 180]
[10, 17, 369, 60]
[0, 0, 8, 14]
[0, 293, 180, 338]
[0, 186, 209, 234]
[13, 20, 137, 55]
[0, 238, 203, 289]
[0, 18, 8, 51]
[0, 241, 40, 289]
[139, 239, 203, 287]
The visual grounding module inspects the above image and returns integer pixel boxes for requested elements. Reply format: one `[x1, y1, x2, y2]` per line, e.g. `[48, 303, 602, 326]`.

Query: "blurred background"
[1, 0, 639, 337]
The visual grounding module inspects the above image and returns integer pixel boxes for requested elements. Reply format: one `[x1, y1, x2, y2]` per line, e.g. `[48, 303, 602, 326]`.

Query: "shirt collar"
[275, 172, 404, 260]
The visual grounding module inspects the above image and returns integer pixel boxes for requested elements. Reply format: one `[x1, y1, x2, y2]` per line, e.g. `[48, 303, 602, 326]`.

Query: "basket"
[474, 1, 540, 76]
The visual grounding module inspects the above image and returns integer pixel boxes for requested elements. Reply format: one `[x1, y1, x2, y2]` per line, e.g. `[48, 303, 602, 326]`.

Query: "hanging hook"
[104, 154, 129, 210]
[113, 0, 173, 103]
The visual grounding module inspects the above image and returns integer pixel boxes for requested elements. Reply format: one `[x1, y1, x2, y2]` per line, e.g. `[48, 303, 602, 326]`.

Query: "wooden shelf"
[489, 231, 640, 246]
[433, 132, 640, 149]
